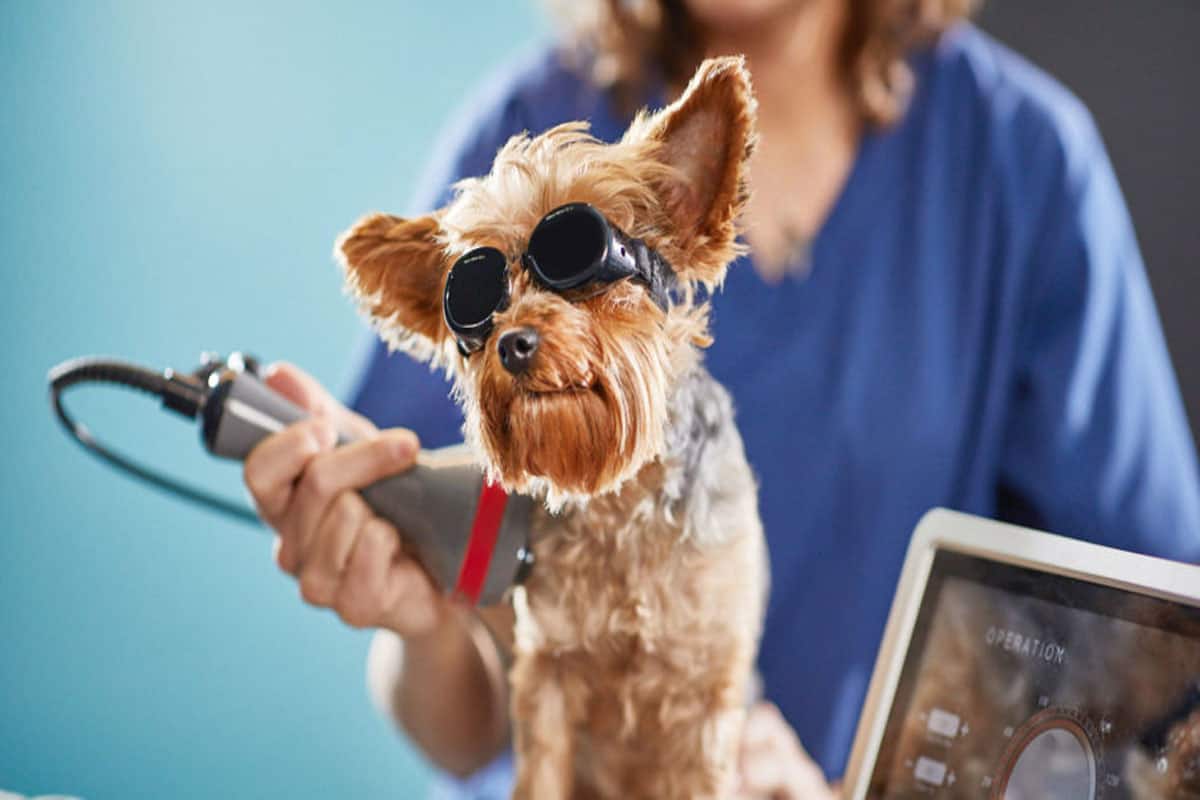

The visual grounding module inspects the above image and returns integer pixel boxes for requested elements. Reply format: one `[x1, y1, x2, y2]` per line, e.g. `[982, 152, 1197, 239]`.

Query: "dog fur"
[337, 56, 767, 799]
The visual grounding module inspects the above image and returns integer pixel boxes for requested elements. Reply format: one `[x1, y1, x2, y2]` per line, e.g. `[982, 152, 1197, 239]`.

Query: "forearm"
[368, 606, 511, 777]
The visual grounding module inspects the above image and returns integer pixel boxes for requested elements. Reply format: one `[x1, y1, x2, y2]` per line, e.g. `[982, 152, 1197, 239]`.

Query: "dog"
[336, 56, 767, 799]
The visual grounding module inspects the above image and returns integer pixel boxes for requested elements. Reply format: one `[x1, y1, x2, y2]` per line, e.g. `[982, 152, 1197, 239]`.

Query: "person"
[242, 0, 1200, 797]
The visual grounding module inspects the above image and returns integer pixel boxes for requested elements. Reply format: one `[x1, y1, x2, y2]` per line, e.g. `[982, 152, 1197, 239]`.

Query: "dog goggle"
[443, 202, 675, 355]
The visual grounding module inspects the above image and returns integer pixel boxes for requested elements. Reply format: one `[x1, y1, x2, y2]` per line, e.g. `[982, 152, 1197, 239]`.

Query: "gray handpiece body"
[200, 370, 531, 605]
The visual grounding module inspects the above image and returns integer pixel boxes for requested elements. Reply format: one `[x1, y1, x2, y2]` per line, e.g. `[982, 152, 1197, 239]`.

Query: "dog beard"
[465, 315, 672, 500]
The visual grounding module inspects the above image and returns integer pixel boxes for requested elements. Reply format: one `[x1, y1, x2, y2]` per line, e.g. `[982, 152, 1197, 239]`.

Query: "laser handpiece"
[48, 352, 533, 606]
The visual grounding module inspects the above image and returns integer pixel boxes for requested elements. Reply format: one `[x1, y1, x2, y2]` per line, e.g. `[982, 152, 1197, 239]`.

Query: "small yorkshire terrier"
[337, 57, 768, 799]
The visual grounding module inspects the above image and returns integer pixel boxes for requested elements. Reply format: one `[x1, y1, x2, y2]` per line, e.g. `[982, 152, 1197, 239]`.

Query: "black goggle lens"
[444, 204, 672, 357]
[444, 247, 508, 352]
[526, 203, 608, 287]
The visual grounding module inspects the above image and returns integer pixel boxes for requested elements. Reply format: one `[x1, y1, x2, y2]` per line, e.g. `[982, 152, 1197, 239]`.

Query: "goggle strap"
[631, 238, 676, 311]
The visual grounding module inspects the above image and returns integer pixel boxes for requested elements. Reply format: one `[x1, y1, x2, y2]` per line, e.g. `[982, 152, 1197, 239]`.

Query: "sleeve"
[996, 115, 1200, 562]
[344, 58, 535, 445]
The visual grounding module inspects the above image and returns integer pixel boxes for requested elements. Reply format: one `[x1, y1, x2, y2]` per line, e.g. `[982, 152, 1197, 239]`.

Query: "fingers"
[288, 493, 443, 636]
[289, 429, 419, 573]
[334, 519, 399, 627]
[323, 518, 441, 636]
[297, 492, 370, 606]
[263, 362, 377, 440]
[737, 703, 835, 800]
[243, 362, 443, 637]
[262, 361, 339, 415]
[244, 417, 337, 522]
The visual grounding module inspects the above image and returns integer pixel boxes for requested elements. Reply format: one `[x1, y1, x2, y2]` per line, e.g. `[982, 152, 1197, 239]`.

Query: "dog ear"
[627, 56, 757, 288]
[335, 212, 451, 359]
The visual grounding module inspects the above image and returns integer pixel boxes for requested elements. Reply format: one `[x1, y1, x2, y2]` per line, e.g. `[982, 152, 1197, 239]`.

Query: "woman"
[243, 0, 1200, 796]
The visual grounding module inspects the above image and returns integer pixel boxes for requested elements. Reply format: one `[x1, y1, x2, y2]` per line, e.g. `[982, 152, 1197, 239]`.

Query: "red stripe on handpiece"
[453, 479, 509, 604]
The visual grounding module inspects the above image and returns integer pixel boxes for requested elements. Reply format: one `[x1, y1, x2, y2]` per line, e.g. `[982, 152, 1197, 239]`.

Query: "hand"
[243, 362, 448, 637]
[736, 702, 839, 799]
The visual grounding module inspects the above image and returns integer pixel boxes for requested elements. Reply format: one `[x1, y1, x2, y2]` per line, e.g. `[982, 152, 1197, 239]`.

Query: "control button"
[915, 756, 948, 786]
[994, 711, 1097, 799]
[928, 708, 961, 738]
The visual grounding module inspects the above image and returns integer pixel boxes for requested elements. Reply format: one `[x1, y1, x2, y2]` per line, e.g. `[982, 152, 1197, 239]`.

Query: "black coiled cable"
[48, 357, 263, 526]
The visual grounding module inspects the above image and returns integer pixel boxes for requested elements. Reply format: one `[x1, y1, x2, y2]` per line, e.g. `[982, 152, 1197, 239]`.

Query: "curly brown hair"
[547, 0, 976, 126]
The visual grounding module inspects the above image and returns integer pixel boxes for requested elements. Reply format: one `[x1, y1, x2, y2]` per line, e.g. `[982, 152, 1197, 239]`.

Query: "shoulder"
[410, 44, 614, 210]
[456, 44, 602, 141]
[912, 24, 1105, 199]
[899, 23, 1134, 299]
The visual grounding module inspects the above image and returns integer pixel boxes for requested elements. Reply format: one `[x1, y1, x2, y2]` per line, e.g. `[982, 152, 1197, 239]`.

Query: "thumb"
[263, 361, 337, 415]
[262, 362, 377, 439]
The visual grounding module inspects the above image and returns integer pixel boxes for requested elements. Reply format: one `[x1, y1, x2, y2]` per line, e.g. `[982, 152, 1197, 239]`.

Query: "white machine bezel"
[842, 507, 1200, 798]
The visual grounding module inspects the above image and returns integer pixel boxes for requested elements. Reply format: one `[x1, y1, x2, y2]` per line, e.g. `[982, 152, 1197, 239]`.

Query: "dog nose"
[497, 327, 540, 375]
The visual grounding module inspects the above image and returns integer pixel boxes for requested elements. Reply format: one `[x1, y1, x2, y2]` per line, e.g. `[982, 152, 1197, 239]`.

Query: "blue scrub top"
[348, 23, 1200, 793]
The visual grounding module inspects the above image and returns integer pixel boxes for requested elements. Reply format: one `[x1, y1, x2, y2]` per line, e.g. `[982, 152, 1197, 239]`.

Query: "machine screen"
[867, 551, 1200, 798]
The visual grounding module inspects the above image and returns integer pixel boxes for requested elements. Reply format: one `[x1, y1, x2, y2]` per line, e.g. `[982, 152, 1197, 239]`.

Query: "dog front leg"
[510, 654, 574, 800]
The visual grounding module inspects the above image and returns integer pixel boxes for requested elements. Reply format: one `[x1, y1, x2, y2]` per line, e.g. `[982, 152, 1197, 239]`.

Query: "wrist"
[395, 600, 471, 667]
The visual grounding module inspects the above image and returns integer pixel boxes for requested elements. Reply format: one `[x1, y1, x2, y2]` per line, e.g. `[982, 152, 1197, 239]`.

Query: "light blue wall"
[0, 2, 545, 797]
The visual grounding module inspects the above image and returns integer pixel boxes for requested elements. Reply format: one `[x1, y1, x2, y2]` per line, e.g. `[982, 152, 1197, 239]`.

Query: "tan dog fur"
[337, 57, 767, 799]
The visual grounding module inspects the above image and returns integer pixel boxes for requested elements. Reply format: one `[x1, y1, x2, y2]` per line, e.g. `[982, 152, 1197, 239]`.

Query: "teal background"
[0, 2, 544, 797]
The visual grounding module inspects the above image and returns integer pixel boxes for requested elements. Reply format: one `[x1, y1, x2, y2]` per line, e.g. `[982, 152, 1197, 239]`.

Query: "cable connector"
[161, 369, 207, 419]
